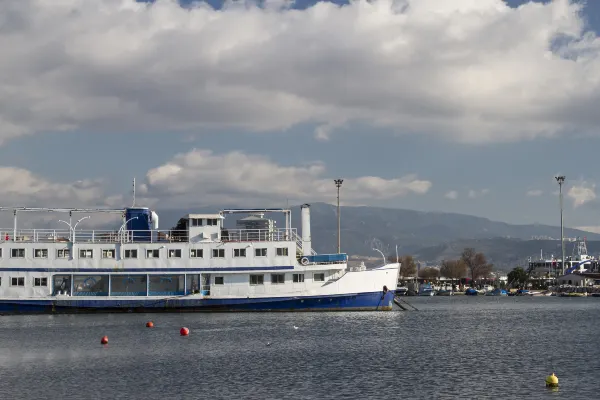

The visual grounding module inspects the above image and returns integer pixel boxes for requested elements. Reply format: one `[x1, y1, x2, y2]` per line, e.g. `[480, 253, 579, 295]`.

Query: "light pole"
[334, 179, 343, 254]
[59, 216, 90, 243]
[118, 216, 138, 242]
[372, 248, 386, 265]
[555, 176, 566, 278]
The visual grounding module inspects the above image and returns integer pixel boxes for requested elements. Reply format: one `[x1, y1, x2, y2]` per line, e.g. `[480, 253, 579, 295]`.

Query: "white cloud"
[444, 190, 458, 200]
[142, 148, 431, 207]
[0, 167, 121, 228]
[526, 189, 543, 197]
[0, 0, 599, 143]
[0, 167, 105, 207]
[567, 181, 596, 207]
[467, 188, 490, 199]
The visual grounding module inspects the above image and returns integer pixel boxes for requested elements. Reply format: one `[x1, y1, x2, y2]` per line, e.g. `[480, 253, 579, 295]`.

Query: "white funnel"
[301, 204, 312, 256]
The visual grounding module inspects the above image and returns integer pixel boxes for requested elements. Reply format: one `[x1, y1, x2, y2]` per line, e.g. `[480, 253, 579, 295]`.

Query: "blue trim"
[0, 266, 294, 273]
[304, 254, 347, 263]
[0, 291, 395, 314]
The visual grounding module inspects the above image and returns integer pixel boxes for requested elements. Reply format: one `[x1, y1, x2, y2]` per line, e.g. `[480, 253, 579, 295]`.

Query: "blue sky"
[1, 0, 600, 230]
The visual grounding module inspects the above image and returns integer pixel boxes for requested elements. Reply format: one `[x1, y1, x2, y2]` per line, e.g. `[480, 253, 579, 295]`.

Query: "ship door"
[201, 274, 211, 296]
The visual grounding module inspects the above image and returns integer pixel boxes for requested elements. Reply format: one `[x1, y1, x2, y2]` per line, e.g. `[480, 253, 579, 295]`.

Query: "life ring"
[300, 257, 309, 266]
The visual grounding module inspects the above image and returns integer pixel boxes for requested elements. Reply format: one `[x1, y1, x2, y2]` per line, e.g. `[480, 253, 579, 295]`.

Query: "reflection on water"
[0, 297, 599, 399]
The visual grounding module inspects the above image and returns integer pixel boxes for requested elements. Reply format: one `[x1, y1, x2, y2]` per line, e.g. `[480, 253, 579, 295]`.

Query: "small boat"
[465, 288, 478, 296]
[395, 286, 408, 296]
[485, 288, 508, 296]
[436, 289, 454, 296]
[418, 283, 435, 296]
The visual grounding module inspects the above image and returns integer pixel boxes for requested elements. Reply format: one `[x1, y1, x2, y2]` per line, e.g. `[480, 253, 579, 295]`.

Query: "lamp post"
[334, 179, 343, 254]
[372, 248, 386, 265]
[118, 216, 138, 243]
[555, 175, 566, 278]
[58, 216, 90, 244]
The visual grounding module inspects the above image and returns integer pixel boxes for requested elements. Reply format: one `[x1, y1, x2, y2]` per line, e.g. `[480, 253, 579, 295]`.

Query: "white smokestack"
[301, 204, 311, 256]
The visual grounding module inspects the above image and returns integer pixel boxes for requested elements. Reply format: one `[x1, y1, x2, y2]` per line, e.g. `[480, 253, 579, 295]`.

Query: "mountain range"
[155, 202, 600, 270]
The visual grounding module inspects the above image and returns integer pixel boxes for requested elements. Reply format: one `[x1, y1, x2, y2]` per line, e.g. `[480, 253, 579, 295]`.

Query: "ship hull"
[0, 290, 395, 314]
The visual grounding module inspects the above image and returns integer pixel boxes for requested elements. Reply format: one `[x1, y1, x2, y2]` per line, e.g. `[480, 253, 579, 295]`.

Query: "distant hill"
[154, 203, 600, 269]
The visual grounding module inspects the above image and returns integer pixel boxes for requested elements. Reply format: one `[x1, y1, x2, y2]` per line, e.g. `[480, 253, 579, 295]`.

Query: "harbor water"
[1, 296, 599, 399]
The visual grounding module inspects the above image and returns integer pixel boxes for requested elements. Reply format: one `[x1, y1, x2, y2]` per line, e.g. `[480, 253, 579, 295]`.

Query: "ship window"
[293, 273, 305, 283]
[212, 249, 225, 258]
[34, 277, 48, 287]
[276, 247, 288, 256]
[11, 248, 25, 258]
[79, 249, 93, 259]
[191, 218, 203, 227]
[207, 219, 218, 226]
[34, 249, 48, 258]
[146, 249, 160, 258]
[271, 273, 285, 284]
[168, 249, 182, 258]
[314, 273, 325, 282]
[124, 249, 138, 259]
[250, 274, 264, 285]
[255, 248, 267, 257]
[11, 277, 25, 287]
[234, 248, 246, 257]
[102, 249, 115, 259]
[0, 248, 2, 257]
[57, 249, 70, 258]
[190, 249, 203, 258]
[214, 276, 224, 285]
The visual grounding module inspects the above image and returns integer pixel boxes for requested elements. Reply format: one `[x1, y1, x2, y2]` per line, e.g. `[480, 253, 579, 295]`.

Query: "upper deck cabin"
[0, 206, 298, 246]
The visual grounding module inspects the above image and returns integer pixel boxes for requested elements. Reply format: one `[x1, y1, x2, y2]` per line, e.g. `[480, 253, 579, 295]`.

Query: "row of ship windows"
[2, 274, 323, 288]
[2, 277, 48, 287]
[221, 273, 322, 285]
[0, 247, 290, 260]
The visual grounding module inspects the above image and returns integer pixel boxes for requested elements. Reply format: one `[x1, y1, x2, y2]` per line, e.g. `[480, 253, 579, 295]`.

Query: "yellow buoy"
[545, 373, 559, 388]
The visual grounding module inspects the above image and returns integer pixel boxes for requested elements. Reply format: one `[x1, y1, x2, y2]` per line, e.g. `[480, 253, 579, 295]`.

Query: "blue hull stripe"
[0, 266, 294, 273]
[0, 291, 396, 314]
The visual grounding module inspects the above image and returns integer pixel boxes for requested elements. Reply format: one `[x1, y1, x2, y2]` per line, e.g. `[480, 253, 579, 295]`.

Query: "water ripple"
[0, 297, 598, 399]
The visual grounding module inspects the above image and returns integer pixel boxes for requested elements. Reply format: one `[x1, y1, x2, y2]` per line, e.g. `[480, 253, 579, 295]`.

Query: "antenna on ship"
[132, 177, 136, 207]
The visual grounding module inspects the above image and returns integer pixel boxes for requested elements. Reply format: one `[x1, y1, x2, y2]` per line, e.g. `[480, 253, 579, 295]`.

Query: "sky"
[1, 0, 600, 231]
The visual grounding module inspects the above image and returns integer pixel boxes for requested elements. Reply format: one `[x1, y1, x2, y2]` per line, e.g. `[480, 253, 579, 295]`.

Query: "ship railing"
[0, 229, 191, 244]
[290, 231, 317, 256]
[220, 228, 297, 243]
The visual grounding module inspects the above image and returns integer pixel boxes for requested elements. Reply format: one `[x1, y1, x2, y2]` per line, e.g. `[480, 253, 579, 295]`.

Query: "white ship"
[527, 237, 598, 278]
[0, 204, 398, 314]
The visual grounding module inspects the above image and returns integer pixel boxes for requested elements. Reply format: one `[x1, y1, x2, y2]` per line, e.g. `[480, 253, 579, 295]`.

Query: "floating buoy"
[100, 335, 108, 345]
[146, 321, 154, 328]
[545, 373, 559, 388]
[180, 327, 189, 336]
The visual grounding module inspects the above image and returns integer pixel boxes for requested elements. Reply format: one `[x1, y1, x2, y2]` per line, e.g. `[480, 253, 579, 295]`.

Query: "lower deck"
[0, 269, 339, 298]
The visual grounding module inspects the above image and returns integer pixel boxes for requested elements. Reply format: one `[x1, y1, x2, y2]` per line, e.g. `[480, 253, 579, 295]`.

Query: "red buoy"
[180, 327, 189, 336]
[146, 321, 154, 328]
[100, 335, 108, 345]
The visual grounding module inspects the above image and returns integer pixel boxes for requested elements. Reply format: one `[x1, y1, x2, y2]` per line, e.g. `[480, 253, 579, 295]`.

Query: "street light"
[372, 248, 386, 265]
[334, 179, 343, 254]
[118, 216, 138, 243]
[58, 216, 90, 243]
[555, 175, 566, 278]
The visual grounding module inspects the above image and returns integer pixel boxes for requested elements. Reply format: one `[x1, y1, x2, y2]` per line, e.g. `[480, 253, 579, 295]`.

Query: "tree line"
[391, 248, 494, 282]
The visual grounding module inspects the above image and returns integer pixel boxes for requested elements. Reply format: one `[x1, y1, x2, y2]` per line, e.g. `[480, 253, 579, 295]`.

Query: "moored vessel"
[0, 203, 399, 314]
